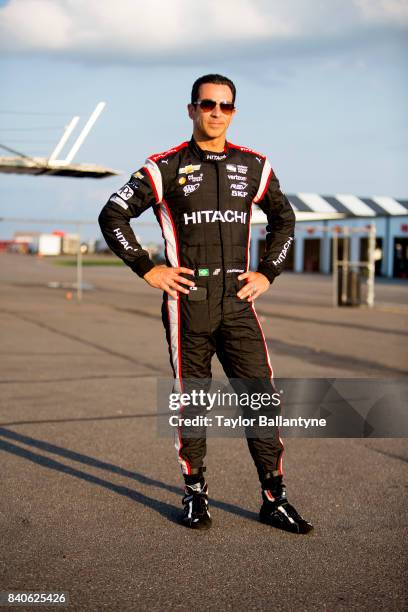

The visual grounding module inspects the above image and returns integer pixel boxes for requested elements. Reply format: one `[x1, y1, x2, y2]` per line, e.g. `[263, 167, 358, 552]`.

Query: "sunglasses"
[193, 99, 235, 114]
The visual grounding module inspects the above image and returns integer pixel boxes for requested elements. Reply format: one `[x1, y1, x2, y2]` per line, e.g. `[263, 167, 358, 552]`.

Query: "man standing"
[98, 74, 312, 534]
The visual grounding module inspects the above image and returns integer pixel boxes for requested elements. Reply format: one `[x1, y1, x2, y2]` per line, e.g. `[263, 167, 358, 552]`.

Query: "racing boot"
[181, 481, 212, 530]
[259, 474, 313, 534]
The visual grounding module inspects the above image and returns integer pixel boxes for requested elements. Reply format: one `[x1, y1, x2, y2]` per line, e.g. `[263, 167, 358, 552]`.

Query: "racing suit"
[98, 137, 295, 483]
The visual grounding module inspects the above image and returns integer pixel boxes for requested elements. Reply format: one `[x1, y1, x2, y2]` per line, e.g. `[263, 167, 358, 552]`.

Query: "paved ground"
[0, 254, 407, 611]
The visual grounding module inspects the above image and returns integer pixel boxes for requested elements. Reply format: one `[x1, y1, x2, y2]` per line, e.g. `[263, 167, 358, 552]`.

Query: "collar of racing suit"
[188, 137, 230, 161]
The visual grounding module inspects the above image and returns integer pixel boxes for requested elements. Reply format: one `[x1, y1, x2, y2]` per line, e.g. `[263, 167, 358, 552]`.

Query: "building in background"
[250, 194, 408, 279]
[13, 230, 41, 253]
[38, 233, 62, 256]
[62, 233, 80, 255]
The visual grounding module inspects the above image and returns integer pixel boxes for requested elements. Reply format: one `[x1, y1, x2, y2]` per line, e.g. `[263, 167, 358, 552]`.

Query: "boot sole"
[259, 514, 313, 534]
[180, 517, 212, 530]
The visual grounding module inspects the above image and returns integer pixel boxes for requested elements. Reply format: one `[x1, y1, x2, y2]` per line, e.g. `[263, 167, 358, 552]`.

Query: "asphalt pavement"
[0, 254, 407, 611]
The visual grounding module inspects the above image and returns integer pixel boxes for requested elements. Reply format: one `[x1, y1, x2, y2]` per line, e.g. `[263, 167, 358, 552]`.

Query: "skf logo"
[184, 210, 247, 224]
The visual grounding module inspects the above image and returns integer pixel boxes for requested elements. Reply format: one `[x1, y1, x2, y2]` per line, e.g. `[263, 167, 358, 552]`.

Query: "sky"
[0, 0, 407, 241]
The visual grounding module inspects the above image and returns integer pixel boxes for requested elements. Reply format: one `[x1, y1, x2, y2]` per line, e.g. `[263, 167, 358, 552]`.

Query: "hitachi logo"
[183, 210, 248, 225]
[205, 153, 226, 161]
[113, 227, 138, 252]
[272, 237, 293, 265]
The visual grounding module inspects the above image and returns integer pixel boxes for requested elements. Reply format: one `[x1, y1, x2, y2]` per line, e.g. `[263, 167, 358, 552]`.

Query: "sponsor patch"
[183, 183, 200, 196]
[179, 164, 201, 174]
[188, 173, 203, 183]
[184, 210, 247, 224]
[117, 185, 134, 200]
[113, 227, 138, 252]
[179, 176, 187, 185]
[133, 171, 144, 179]
[128, 178, 141, 190]
[198, 268, 210, 277]
[205, 153, 226, 161]
[228, 174, 247, 181]
[272, 237, 294, 266]
[110, 195, 128, 210]
[230, 183, 248, 190]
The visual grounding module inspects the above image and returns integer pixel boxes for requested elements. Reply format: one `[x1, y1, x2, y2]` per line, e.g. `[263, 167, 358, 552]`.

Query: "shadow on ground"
[0, 427, 259, 524]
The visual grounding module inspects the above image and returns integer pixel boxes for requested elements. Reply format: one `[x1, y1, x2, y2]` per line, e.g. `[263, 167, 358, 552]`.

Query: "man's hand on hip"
[144, 265, 195, 299]
[237, 271, 270, 302]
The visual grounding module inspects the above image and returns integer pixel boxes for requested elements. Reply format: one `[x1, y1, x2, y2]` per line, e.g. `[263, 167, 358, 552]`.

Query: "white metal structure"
[0, 102, 119, 178]
[60, 102, 106, 165]
[48, 116, 80, 163]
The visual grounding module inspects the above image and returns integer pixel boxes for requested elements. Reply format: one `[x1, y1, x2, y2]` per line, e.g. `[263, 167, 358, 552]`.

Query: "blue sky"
[0, 0, 407, 241]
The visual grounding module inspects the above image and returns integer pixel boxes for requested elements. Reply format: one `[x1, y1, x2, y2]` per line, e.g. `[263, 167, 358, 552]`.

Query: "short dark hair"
[191, 74, 236, 104]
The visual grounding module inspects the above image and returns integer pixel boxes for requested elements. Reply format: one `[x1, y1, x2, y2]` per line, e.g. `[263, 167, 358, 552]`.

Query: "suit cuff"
[257, 263, 277, 285]
[130, 255, 156, 278]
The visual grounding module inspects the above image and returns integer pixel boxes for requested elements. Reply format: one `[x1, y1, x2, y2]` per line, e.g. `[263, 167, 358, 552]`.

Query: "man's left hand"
[237, 271, 270, 302]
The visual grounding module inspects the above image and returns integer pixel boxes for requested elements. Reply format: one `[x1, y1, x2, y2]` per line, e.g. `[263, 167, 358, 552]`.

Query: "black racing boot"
[181, 481, 212, 530]
[259, 475, 313, 535]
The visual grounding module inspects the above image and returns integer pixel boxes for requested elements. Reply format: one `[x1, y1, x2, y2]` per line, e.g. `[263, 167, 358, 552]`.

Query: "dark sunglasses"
[193, 99, 235, 114]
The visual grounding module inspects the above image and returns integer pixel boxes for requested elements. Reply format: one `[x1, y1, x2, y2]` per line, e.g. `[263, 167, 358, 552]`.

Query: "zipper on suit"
[215, 161, 226, 307]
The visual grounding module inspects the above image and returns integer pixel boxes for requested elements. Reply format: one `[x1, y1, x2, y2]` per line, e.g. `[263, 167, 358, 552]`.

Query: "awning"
[252, 193, 408, 223]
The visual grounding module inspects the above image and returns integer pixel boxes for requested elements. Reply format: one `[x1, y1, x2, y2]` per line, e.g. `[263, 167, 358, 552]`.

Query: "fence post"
[367, 224, 376, 308]
[76, 223, 83, 302]
[332, 229, 338, 307]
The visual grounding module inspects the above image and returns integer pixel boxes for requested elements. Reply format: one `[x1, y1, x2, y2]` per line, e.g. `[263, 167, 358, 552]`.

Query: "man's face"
[188, 83, 236, 141]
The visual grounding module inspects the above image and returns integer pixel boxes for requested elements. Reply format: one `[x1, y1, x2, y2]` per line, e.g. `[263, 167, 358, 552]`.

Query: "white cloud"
[355, 0, 408, 23]
[0, 0, 72, 49]
[0, 0, 406, 61]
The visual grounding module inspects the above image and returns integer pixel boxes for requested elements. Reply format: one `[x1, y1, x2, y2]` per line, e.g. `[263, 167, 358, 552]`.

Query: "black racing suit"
[98, 138, 295, 483]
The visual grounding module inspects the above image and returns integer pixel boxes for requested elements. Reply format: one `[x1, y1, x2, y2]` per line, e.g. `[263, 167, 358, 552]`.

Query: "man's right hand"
[143, 265, 195, 299]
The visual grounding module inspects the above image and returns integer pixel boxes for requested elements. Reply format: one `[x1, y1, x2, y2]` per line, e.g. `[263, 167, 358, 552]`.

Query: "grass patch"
[54, 257, 125, 267]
